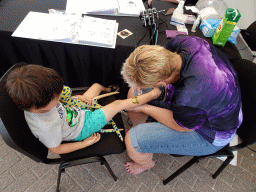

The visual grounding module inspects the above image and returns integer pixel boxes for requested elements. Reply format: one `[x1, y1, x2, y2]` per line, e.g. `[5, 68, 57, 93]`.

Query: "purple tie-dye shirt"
[166, 36, 243, 146]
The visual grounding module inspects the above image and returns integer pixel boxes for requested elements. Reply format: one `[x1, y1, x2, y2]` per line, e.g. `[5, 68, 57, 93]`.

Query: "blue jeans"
[130, 122, 223, 156]
[131, 88, 223, 156]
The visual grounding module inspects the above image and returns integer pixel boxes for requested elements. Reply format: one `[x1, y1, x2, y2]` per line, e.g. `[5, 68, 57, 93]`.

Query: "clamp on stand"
[139, 8, 165, 45]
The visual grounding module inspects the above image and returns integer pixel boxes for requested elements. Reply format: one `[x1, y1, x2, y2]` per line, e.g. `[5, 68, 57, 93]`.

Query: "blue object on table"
[200, 19, 240, 44]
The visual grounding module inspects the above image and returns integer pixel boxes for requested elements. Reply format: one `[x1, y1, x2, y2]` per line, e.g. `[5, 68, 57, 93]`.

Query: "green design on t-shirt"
[63, 104, 78, 127]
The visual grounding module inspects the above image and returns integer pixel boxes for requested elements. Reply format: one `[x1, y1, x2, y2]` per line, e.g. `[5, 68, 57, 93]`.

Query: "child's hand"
[74, 95, 93, 105]
[83, 133, 101, 146]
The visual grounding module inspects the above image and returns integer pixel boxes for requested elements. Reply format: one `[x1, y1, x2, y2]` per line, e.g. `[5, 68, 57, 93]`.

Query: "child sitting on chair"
[6, 64, 162, 154]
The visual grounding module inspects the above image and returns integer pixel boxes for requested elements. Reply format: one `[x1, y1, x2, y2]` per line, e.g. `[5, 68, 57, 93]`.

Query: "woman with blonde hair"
[121, 35, 243, 175]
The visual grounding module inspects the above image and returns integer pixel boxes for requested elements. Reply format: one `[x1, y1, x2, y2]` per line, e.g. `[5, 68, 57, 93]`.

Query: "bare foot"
[124, 161, 155, 175]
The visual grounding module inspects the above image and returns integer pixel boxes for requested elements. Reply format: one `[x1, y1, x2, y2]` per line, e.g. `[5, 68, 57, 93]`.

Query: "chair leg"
[102, 157, 117, 181]
[212, 155, 234, 179]
[56, 165, 65, 192]
[163, 157, 199, 185]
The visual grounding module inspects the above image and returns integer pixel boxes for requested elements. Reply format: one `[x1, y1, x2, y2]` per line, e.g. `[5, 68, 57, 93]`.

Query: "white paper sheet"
[66, 0, 119, 15]
[217, 134, 238, 166]
[118, 0, 145, 16]
[12, 12, 118, 49]
[65, 0, 145, 17]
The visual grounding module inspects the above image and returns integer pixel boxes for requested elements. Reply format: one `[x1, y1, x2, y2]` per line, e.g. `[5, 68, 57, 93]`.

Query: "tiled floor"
[1, 113, 256, 192]
[1, 36, 256, 192]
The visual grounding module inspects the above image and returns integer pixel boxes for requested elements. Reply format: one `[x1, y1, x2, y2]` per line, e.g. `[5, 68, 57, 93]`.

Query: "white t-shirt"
[24, 102, 85, 148]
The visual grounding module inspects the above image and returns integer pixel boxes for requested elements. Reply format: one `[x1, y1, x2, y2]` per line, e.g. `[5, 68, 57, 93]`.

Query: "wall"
[223, 0, 256, 29]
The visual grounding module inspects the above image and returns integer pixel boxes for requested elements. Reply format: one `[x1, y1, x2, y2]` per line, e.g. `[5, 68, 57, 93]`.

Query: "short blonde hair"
[121, 45, 180, 88]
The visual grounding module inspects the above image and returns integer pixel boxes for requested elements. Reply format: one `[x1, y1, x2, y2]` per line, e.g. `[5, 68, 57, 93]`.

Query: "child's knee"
[92, 83, 101, 88]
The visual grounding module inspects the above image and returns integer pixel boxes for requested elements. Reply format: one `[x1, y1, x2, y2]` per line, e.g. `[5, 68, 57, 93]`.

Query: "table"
[0, 0, 150, 98]
[151, 1, 242, 63]
[0, 0, 242, 98]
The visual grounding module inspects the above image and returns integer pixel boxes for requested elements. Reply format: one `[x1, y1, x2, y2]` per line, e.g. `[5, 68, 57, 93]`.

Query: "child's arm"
[101, 88, 161, 122]
[49, 133, 101, 154]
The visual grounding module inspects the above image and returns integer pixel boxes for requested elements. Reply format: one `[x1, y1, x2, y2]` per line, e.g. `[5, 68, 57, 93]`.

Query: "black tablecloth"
[0, 0, 242, 98]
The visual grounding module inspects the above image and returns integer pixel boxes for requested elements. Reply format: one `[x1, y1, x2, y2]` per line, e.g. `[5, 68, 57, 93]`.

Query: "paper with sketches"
[76, 16, 118, 48]
[12, 11, 118, 48]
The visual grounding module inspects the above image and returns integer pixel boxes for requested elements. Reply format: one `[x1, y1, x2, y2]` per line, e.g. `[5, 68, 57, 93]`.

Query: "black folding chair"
[0, 63, 126, 192]
[163, 59, 256, 185]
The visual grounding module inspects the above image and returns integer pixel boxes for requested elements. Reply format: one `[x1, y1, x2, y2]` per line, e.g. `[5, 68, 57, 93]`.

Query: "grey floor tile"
[135, 170, 161, 191]
[250, 175, 256, 192]
[68, 184, 85, 192]
[4, 171, 37, 192]
[109, 159, 127, 179]
[137, 183, 151, 192]
[153, 153, 175, 169]
[150, 160, 173, 180]
[213, 178, 236, 192]
[231, 177, 254, 192]
[189, 163, 217, 188]
[0, 151, 21, 175]
[193, 178, 216, 192]
[239, 147, 256, 164]
[46, 185, 58, 192]
[240, 156, 256, 176]
[9, 156, 37, 179]
[88, 183, 107, 192]
[0, 135, 5, 146]
[104, 154, 118, 167]
[82, 162, 117, 191]
[58, 173, 77, 192]
[114, 151, 131, 164]
[153, 183, 173, 192]
[0, 171, 15, 192]
[26, 169, 57, 192]
[67, 165, 97, 192]
[167, 159, 198, 187]
[206, 160, 235, 187]
[109, 173, 143, 192]
[31, 162, 55, 178]
[172, 180, 194, 192]
[0, 144, 15, 160]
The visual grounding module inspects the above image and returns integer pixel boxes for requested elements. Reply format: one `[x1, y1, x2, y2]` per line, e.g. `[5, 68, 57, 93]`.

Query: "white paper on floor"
[217, 134, 238, 166]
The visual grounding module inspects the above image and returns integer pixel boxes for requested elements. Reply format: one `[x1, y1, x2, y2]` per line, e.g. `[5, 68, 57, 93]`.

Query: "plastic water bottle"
[191, 15, 201, 32]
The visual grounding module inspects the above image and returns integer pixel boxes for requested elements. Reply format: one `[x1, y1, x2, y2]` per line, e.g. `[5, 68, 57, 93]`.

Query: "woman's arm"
[134, 104, 193, 132]
[49, 133, 100, 154]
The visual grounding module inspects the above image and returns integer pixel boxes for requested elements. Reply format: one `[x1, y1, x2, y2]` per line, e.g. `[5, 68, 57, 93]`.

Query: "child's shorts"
[73, 109, 107, 141]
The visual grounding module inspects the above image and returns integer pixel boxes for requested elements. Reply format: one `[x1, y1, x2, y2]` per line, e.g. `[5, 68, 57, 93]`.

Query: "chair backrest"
[241, 21, 256, 51]
[232, 59, 256, 146]
[0, 63, 49, 163]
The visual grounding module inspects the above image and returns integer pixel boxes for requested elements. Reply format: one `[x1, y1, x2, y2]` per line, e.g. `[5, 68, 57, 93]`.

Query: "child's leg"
[82, 83, 109, 99]
[101, 88, 161, 123]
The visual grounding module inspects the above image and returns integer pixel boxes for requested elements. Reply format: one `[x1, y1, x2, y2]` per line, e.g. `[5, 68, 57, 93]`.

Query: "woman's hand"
[73, 95, 93, 105]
